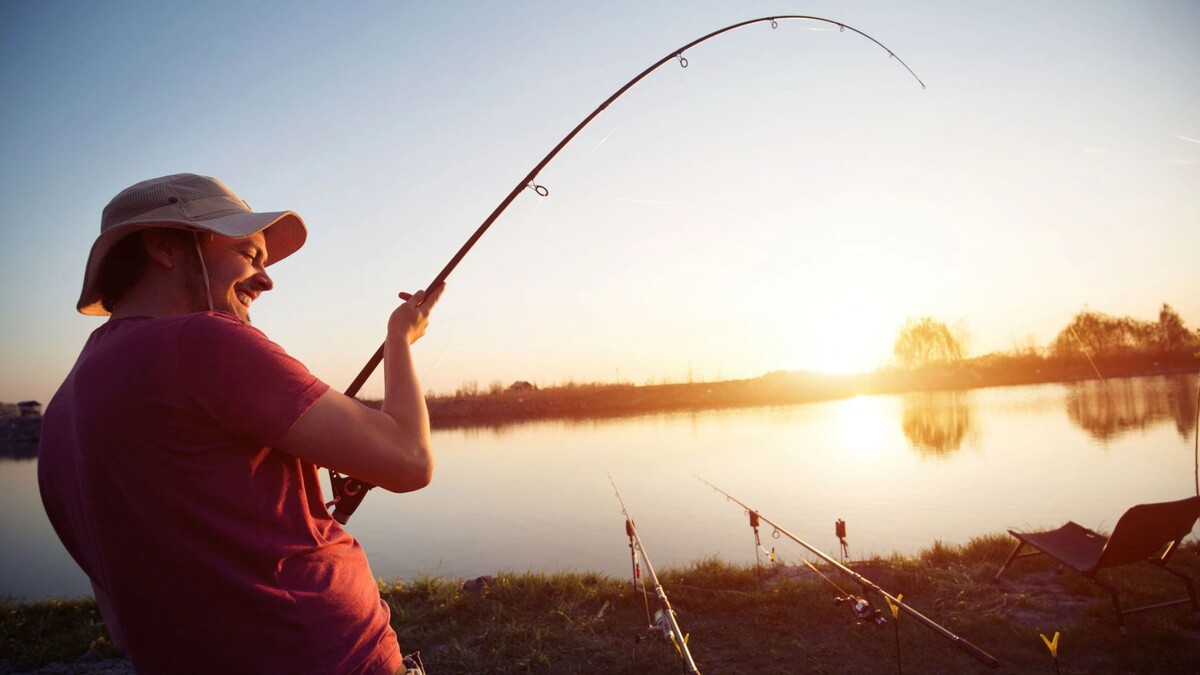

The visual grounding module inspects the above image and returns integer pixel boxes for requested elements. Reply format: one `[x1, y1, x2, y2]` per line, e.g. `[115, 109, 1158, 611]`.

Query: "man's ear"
[140, 229, 185, 270]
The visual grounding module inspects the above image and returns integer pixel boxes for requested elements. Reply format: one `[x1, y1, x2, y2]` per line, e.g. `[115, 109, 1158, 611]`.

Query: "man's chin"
[211, 299, 251, 324]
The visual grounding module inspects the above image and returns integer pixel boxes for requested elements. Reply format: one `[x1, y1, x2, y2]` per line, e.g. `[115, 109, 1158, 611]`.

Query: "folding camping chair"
[993, 496, 1200, 633]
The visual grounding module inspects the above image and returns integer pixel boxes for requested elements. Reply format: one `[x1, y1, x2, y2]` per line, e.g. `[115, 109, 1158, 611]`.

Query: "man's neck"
[109, 281, 202, 320]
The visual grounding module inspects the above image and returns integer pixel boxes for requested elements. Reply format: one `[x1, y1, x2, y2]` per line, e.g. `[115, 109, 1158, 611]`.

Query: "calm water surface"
[3, 374, 1196, 601]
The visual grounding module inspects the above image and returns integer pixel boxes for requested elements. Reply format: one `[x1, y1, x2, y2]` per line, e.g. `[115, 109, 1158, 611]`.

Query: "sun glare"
[809, 332, 884, 374]
[779, 298, 894, 375]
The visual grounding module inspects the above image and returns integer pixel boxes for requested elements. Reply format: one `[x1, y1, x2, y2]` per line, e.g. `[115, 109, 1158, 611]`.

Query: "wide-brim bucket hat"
[77, 173, 307, 315]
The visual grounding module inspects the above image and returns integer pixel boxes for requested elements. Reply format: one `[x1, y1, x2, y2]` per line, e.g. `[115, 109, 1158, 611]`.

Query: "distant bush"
[1051, 303, 1199, 358]
[893, 317, 968, 369]
[455, 380, 479, 398]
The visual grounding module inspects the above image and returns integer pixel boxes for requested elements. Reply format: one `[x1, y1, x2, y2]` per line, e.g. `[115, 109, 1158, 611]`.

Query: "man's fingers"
[416, 283, 445, 312]
[397, 283, 445, 308]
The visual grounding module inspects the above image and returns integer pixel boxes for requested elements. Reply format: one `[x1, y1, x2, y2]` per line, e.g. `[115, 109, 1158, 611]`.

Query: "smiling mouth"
[236, 291, 254, 309]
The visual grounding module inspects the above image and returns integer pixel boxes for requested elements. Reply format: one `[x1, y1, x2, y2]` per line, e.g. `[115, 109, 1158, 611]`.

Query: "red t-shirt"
[38, 312, 402, 675]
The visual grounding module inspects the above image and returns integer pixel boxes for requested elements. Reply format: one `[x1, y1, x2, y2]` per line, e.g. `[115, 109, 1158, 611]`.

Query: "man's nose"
[254, 267, 274, 291]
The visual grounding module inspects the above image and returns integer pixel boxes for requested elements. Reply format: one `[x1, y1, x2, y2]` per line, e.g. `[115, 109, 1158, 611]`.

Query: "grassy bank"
[4, 535, 1198, 673]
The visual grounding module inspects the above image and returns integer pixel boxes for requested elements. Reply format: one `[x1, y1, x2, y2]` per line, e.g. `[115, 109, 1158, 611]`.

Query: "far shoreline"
[409, 355, 1198, 430]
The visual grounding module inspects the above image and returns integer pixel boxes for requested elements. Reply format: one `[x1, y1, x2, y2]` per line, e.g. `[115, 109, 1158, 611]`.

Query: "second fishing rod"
[697, 476, 1000, 669]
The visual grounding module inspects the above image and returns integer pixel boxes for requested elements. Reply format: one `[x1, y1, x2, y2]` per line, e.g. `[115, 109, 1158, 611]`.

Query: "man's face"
[195, 231, 273, 324]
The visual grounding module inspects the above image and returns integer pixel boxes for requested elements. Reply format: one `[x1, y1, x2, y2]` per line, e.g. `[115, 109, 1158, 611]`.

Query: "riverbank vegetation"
[4, 536, 1197, 673]
[415, 303, 1198, 427]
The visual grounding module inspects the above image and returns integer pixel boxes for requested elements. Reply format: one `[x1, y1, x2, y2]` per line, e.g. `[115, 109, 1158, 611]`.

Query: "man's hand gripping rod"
[326, 282, 444, 524]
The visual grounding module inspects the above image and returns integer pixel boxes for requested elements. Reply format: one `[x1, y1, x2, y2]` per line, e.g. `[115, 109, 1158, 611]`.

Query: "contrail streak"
[617, 197, 698, 207]
[585, 117, 631, 158]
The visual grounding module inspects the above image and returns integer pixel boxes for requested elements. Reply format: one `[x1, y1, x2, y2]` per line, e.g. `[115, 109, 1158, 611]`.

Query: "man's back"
[39, 312, 402, 675]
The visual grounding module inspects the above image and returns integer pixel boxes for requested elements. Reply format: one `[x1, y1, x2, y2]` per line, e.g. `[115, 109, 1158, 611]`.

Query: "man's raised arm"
[277, 285, 444, 493]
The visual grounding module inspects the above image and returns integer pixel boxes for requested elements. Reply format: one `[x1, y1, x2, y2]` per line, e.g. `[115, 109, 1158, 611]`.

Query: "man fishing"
[38, 173, 441, 674]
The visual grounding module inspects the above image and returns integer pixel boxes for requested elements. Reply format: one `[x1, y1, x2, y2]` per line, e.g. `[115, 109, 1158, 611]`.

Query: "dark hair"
[96, 229, 195, 312]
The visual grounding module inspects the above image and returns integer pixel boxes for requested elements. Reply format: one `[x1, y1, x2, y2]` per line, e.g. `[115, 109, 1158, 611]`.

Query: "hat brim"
[76, 210, 307, 316]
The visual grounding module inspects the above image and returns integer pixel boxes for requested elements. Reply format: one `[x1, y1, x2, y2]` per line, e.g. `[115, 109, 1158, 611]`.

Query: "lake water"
[3, 374, 1197, 601]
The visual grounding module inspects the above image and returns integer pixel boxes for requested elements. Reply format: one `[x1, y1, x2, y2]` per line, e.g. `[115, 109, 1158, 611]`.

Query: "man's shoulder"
[181, 311, 266, 335]
[176, 312, 275, 352]
[183, 310, 253, 328]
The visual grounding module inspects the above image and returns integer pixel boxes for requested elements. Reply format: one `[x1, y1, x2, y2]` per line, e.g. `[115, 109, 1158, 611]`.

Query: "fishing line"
[328, 16, 926, 523]
[786, 544, 857, 599]
[746, 506, 854, 594]
[420, 192, 549, 381]
[769, 531, 857, 597]
[743, 500, 889, 628]
[630, 519, 656, 633]
[1067, 324, 1120, 409]
[1066, 320, 1199, 499]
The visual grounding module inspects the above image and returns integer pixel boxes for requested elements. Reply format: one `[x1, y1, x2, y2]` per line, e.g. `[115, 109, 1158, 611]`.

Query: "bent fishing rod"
[697, 477, 1000, 669]
[610, 475, 700, 674]
[327, 17, 926, 523]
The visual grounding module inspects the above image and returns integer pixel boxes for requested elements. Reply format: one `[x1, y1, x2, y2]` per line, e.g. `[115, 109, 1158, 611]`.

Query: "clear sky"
[2, 1, 1197, 404]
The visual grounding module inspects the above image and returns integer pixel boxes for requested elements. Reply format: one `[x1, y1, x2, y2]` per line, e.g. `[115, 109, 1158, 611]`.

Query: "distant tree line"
[428, 304, 1196, 404]
[894, 303, 1199, 371]
[1050, 304, 1198, 359]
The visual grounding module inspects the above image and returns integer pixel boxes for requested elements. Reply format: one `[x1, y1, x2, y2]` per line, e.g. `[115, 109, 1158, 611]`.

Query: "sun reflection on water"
[832, 396, 891, 459]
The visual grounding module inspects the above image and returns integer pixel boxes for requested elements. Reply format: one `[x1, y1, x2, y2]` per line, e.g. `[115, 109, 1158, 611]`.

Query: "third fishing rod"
[697, 476, 1000, 669]
[326, 15, 926, 524]
[611, 475, 700, 674]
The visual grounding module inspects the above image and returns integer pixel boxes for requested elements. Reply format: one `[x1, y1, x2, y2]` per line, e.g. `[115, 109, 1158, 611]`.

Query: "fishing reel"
[326, 470, 375, 525]
[634, 609, 678, 650]
[635, 609, 673, 645]
[835, 595, 887, 627]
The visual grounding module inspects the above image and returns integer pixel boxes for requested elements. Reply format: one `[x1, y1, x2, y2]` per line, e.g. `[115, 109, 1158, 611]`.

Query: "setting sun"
[804, 329, 889, 375]
[777, 293, 898, 375]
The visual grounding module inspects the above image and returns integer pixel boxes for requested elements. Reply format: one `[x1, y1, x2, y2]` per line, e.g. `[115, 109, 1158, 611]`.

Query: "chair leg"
[993, 541, 1026, 582]
[1159, 565, 1199, 612]
[1161, 563, 1200, 623]
[1093, 576, 1128, 635]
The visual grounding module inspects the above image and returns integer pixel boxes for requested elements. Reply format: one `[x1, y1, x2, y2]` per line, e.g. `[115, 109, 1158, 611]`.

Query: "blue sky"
[2, 1, 1198, 403]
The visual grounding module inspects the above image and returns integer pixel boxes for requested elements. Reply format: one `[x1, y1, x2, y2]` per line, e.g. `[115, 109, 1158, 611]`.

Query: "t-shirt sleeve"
[178, 313, 331, 447]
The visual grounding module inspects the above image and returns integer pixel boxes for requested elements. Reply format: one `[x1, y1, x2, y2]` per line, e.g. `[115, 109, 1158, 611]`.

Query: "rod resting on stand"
[697, 476, 999, 669]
